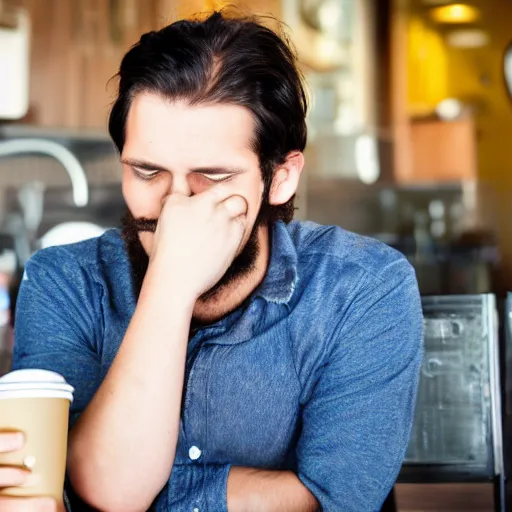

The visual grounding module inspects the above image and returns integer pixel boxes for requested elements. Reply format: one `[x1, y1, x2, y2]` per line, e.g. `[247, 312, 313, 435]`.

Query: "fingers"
[199, 182, 240, 204]
[0, 434, 33, 501]
[222, 195, 248, 218]
[0, 497, 56, 512]
[0, 466, 29, 487]
[163, 182, 248, 214]
[0, 433, 24, 453]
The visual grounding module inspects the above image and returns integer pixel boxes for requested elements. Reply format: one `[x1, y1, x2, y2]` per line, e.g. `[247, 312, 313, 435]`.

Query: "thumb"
[0, 497, 56, 512]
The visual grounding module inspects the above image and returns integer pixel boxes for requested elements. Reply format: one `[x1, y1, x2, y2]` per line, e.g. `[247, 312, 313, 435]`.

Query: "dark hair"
[108, 10, 308, 223]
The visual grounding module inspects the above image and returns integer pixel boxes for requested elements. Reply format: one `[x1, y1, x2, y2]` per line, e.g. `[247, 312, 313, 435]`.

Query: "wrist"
[142, 260, 198, 308]
[227, 467, 261, 512]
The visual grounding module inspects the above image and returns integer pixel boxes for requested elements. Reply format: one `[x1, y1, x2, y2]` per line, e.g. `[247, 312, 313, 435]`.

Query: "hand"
[148, 186, 248, 300]
[0, 432, 57, 511]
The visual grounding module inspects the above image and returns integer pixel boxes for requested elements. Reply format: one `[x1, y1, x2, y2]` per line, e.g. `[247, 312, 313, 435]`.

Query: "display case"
[400, 294, 505, 510]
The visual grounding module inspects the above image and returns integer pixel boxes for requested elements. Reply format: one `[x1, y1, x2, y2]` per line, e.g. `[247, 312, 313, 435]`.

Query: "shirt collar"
[255, 221, 298, 305]
[194, 221, 299, 348]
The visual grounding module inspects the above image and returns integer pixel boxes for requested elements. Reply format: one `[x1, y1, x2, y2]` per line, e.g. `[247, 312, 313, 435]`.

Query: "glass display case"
[400, 294, 505, 510]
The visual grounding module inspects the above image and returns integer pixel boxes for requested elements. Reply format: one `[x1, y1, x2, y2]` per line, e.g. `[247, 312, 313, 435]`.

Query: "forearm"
[68, 266, 193, 511]
[227, 467, 319, 512]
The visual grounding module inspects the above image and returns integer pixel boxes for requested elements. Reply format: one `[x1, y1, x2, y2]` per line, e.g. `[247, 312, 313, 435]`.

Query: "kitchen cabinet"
[11, 0, 281, 129]
[407, 117, 477, 183]
[14, 0, 156, 128]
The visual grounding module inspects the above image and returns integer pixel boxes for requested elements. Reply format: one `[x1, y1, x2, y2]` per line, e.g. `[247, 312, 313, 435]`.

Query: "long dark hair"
[108, 10, 308, 223]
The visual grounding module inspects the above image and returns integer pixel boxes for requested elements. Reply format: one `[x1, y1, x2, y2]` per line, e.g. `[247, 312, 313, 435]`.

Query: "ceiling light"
[446, 29, 489, 48]
[430, 4, 480, 24]
[436, 98, 463, 120]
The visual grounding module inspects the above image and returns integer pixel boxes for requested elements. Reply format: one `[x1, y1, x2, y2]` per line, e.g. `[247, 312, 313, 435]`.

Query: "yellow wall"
[407, 16, 449, 115]
[444, 11, 512, 185]
[407, 1, 512, 185]
[406, 1, 512, 285]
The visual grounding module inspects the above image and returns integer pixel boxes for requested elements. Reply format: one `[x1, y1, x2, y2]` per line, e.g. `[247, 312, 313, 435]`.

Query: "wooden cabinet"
[18, 0, 159, 128]
[407, 117, 477, 182]
[14, 0, 280, 129]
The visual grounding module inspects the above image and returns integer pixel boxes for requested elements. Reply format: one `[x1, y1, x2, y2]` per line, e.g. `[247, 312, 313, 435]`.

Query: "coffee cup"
[0, 369, 74, 504]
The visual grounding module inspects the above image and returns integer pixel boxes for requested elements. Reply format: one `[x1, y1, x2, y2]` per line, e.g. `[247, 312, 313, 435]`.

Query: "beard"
[121, 203, 267, 303]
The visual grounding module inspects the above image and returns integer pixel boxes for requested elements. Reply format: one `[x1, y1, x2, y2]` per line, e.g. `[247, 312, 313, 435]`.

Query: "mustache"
[131, 217, 158, 232]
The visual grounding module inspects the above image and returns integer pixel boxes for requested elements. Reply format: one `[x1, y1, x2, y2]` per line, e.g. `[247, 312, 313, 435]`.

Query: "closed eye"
[201, 173, 233, 182]
[133, 168, 160, 181]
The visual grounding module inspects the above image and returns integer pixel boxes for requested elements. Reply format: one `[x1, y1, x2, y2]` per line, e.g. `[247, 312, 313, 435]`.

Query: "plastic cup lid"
[0, 369, 74, 402]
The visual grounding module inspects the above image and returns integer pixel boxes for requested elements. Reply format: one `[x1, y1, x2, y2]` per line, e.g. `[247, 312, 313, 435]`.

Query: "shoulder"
[26, 229, 126, 276]
[288, 220, 415, 285]
[286, 222, 423, 400]
[21, 230, 130, 307]
[286, 221, 421, 345]
[287, 221, 422, 350]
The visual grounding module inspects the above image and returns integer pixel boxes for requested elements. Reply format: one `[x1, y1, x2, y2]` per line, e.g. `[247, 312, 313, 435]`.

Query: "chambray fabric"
[13, 220, 423, 512]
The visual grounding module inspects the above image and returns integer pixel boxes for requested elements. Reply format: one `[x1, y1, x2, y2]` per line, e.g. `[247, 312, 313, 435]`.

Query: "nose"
[170, 173, 191, 196]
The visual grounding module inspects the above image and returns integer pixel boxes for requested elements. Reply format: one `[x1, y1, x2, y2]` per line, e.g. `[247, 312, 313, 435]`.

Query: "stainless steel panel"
[405, 295, 502, 477]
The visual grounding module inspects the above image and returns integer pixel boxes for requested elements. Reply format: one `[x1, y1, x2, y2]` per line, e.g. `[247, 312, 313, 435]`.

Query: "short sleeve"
[12, 247, 103, 427]
[296, 261, 424, 511]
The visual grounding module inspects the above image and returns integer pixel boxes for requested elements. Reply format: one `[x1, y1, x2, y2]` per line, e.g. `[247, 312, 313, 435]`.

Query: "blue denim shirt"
[13, 220, 423, 511]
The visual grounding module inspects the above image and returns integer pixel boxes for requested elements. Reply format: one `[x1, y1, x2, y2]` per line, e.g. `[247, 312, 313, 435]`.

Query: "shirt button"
[188, 445, 202, 460]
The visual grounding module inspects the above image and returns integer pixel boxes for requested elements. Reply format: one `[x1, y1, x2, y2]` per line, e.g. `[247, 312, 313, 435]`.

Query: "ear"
[268, 151, 304, 206]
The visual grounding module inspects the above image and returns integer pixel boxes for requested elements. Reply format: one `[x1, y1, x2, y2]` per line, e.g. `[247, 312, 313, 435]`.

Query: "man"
[2, 11, 423, 512]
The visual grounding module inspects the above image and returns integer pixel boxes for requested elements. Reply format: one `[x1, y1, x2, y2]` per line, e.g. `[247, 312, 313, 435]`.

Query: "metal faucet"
[0, 138, 89, 207]
[0, 138, 89, 264]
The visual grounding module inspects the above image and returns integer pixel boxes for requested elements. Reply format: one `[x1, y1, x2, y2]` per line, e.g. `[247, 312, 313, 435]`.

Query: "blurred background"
[0, 0, 512, 510]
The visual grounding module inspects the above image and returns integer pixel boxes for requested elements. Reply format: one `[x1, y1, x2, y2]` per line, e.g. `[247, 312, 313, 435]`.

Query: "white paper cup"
[0, 369, 74, 504]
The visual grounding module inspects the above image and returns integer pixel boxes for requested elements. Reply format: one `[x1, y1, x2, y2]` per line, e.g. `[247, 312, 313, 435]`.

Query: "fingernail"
[2, 432, 24, 451]
[11, 432, 24, 447]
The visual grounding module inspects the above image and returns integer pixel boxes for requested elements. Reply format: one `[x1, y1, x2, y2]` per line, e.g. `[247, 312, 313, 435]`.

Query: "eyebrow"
[120, 157, 246, 175]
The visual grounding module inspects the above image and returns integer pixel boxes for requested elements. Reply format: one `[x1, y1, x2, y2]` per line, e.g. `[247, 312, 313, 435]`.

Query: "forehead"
[123, 93, 258, 167]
